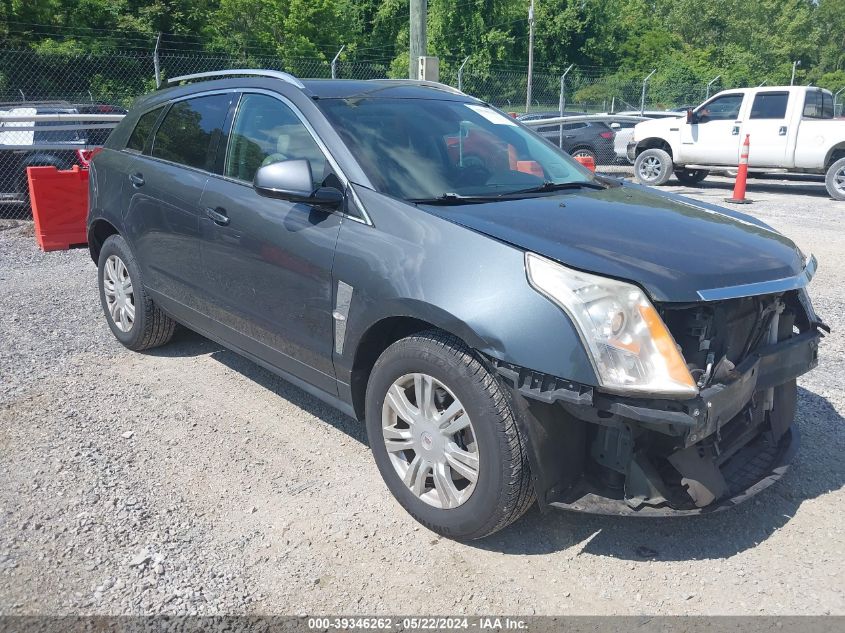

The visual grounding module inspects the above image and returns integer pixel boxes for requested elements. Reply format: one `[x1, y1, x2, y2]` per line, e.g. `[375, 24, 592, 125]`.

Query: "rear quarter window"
[125, 107, 162, 152]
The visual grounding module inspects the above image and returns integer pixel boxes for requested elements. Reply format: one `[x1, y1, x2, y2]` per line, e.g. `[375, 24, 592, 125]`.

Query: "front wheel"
[674, 168, 709, 186]
[365, 331, 534, 540]
[634, 148, 673, 185]
[825, 157, 845, 200]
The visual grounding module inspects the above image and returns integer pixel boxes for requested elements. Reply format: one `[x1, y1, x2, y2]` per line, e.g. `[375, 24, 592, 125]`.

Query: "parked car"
[0, 103, 94, 205]
[88, 72, 825, 539]
[629, 86, 845, 196]
[75, 103, 128, 145]
[606, 111, 684, 163]
[518, 111, 617, 165]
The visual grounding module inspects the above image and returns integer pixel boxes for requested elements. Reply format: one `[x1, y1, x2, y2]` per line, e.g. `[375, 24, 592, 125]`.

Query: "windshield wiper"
[410, 181, 605, 205]
[505, 180, 606, 196]
[410, 193, 509, 205]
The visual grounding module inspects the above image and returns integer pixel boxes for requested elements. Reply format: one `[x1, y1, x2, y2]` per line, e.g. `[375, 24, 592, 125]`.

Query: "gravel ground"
[0, 174, 843, 616]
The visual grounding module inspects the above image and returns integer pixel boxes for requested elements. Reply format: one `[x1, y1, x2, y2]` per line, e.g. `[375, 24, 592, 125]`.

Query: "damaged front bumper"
[494, 329, 822, 516]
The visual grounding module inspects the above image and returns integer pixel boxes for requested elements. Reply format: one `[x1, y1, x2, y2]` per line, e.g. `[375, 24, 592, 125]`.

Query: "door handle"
[128, 173, 145, 187]
[779, 126, 787, 136]
[205, 206, 230, 226]
[731, 126, 740, 135]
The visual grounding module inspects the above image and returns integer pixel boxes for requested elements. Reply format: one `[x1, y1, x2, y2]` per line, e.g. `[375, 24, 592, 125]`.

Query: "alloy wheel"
[103, 254, 135, 332]
[381, 373, 479, 509]
[639, 155, 663, 181]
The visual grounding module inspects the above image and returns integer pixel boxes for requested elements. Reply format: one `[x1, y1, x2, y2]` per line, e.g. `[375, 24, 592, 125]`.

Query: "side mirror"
[686, 109, 695, 124]
[610, 122, 621, 129]
[253, 159, 343, 209]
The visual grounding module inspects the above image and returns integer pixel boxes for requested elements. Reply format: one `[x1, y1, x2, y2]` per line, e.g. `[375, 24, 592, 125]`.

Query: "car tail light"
[76, 147, 103, 168]
[599, 131, 614, 139]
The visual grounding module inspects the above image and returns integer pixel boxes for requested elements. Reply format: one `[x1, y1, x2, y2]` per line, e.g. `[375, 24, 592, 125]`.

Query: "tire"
[825, 157, 845, 200]
[365, 330, 534, 540]
[97, 234, 176, 351]
[634, 148, 673, 186]
[570, 147, 597, 164]
[674, 168, 709, 186]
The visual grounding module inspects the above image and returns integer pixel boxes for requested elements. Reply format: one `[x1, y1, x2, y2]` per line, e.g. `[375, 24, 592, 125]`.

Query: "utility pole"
[153, 32, 162, 88]
[791, 60, 801, 86]
[525, 0, 535, 113]
[409, 0, 427, 79]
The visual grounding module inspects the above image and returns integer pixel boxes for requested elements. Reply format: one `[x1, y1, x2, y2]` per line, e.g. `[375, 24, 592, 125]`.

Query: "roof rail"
[166, 69, 305, 90]
[370, 79, 466, 96]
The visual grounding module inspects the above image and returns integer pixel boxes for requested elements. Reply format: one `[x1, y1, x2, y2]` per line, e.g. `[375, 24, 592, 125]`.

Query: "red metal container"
[26, 165, 89, 252]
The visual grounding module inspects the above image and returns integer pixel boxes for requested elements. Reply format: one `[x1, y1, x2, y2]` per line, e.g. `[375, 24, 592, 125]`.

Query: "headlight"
[525, 252, 698, 397]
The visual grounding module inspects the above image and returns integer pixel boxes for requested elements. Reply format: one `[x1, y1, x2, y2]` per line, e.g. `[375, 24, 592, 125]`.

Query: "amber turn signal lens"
[637, 304, 697, 390]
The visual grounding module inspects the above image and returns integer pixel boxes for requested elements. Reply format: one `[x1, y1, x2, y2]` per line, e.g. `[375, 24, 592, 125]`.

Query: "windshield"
[317, 98, 594, 201]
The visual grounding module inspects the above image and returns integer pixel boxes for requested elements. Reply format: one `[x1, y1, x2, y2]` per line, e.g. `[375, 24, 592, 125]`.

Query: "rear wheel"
[570, 147, 597, 164]
[635, 148, 673, 186]
[365, 331, 534, 540]
[674, 168, 709, 186]
[825, 157, 845, 200]
[98, 234, 176, 351]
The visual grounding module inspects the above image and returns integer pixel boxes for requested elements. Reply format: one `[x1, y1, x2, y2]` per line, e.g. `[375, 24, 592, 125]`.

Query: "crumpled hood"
[418, 183, 804, 302]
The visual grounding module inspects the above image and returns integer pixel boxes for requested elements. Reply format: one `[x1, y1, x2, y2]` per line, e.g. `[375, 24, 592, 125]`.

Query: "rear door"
[197, 91, 343, 395]
[680, 93, 745, 165]
[123, 92, 234, 309]
[739, 91, 794, 167]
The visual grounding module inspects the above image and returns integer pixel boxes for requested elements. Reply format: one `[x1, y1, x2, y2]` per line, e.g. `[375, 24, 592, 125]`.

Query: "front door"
[198, 92, 342, 395]
[680, 93, 745, 165]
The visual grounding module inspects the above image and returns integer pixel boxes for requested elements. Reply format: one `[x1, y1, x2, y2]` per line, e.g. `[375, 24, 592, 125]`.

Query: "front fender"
[333, 186, 597, 392]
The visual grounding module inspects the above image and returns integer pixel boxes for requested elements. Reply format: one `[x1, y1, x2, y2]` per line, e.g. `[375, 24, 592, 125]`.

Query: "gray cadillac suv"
[87, 70, 826, 540]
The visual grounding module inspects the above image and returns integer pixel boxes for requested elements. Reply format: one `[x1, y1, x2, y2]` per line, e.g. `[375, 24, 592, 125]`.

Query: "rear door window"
[125, 107, 162, 152]
[749, 92, 789, 119]
[151, 94, 232, 170]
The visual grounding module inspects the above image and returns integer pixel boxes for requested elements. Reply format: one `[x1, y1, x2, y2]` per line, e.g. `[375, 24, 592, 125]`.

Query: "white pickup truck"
[627, 86, 845, 199]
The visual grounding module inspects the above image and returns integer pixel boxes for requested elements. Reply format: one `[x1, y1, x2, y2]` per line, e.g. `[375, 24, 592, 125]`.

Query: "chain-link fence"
[455, 68, 745, 114]
[0, 47, 778, 220]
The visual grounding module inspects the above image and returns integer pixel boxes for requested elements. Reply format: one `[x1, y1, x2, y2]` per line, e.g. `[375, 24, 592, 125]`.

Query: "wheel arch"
[824, 143, 845, 170]
[635, 137, 674, 159]
[87, 218, 120, 263]
[349, 309, 491, 422]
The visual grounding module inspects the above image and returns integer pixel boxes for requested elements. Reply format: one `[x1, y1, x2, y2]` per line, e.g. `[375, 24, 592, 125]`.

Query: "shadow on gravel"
[475, 387, 844, 561]
[143, 327, 367, 445]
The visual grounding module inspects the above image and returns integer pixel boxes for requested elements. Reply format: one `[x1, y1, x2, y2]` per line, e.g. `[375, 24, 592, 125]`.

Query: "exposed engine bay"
[494, 288, 827, 515]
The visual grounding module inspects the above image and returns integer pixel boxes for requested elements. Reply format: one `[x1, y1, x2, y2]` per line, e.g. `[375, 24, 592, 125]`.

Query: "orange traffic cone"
[725, 134, 752, 204]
